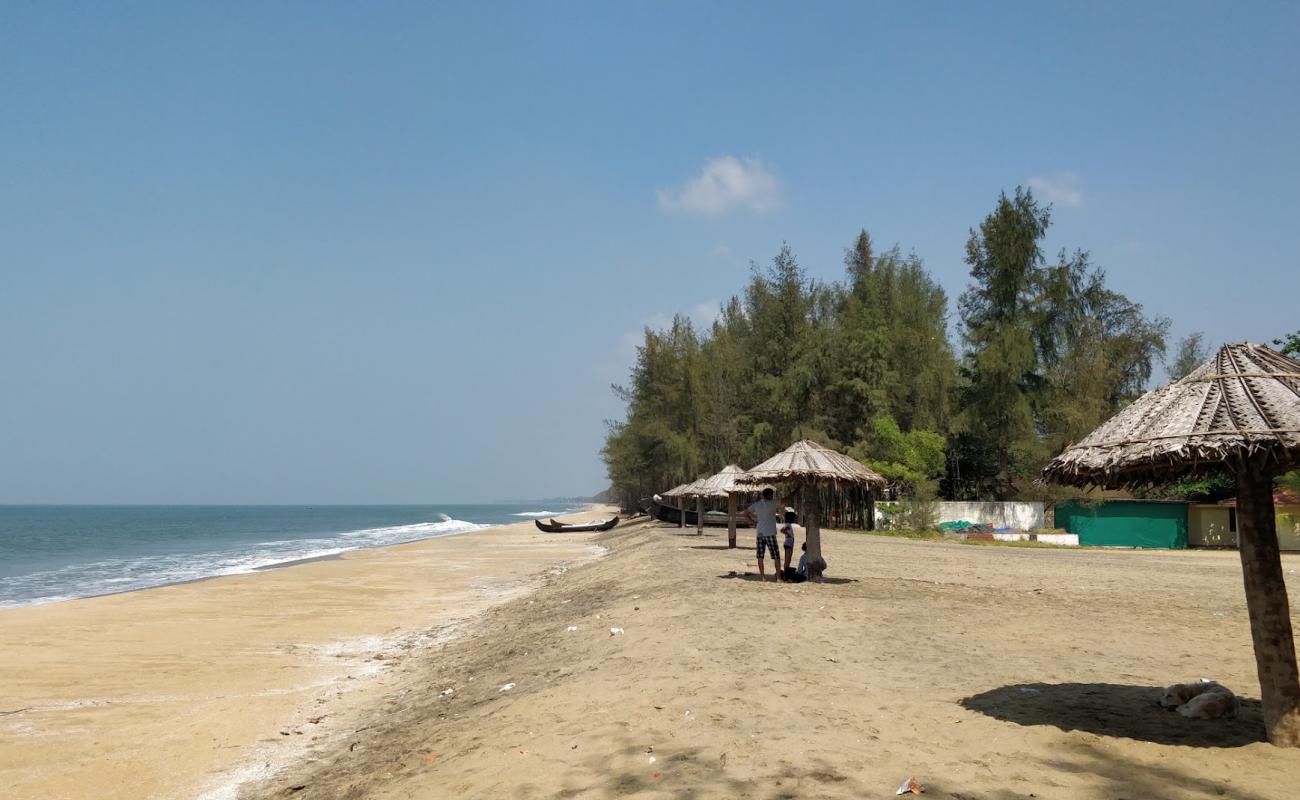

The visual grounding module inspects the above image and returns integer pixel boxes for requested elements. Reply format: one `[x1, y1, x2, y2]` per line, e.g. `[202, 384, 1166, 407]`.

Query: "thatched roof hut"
[1043, 342, 1300, 488]
[1043, 342, 1300, 747]
[739, 439, 887, 490]
[738, 440, 886, 581]
[684, 465, 760, 548]
[690, 464, 752, 497]
[660, 482, 698, 530]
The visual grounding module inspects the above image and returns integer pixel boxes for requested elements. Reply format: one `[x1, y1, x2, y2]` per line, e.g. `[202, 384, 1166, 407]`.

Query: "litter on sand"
[610, 627, 625, 635]
[896, 776, 925, 795]
[499, 683, 515, 692]
[440, 688, 454, 697]
[566, 626, 578, 632]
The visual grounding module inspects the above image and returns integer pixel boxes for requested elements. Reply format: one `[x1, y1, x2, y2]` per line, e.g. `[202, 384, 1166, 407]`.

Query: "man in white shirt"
[743, 488, 783, 583]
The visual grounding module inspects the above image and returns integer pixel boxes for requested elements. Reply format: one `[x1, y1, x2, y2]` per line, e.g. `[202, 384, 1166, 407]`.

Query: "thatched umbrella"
[662, 482, 695, 530]
[1043, 342, 1300, 746]
[737, 440, 887, 581]
[689, 464, 757, 548]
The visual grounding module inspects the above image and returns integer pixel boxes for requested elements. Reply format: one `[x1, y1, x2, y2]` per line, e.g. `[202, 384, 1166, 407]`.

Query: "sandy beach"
[0, 509, 612, 800]
[8, 514, 1300, 799]
[241, 519, 1300, 800]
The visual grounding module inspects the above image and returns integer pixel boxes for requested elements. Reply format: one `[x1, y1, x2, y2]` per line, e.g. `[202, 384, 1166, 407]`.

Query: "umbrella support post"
[805, 489, 825, 583]
[727, 493, 737, 548]
[696, 496, 704, 535]
[678, 496, 685, 529]
[1237, 466, 1300, 747]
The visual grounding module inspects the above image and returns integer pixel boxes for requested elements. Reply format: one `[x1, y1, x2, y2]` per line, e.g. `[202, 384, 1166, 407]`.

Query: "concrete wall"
[1278, 505, 1300, 551]
[993, 532, 1079, 545]
[1190, 505, 1235, 547]
[937, 501, 1045, 531]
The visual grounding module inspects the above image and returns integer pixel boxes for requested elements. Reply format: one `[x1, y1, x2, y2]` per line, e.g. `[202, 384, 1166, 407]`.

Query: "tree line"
[602, 187, 1292, 509]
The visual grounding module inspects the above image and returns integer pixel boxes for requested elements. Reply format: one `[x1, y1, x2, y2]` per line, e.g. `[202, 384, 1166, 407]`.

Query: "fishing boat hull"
[534, 517, 619, 533]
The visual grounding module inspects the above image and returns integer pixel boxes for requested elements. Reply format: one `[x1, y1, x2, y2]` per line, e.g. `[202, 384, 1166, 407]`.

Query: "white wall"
[937, 501, 1045, 531]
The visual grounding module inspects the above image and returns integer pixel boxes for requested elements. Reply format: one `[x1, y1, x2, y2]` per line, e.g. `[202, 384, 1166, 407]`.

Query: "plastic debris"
[610, 627, 625, 635]
[896, 776, 925, 795]
[440, 688, 454, 697]
[648, 755, 657, 764]
[566, 626, 578, 632]
[499, 683, 515, 692]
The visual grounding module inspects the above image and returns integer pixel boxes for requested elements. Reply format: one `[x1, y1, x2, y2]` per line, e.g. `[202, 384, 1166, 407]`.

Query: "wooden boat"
[649, 500, 750, 528]
[534, 516, 619, 533]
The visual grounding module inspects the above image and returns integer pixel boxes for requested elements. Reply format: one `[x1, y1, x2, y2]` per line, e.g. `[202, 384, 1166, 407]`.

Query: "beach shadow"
[686, 544, 734, 550]
[716, 572, 858, 585]
[960, 683, 1265, 748]
[545, 741, 870, 799]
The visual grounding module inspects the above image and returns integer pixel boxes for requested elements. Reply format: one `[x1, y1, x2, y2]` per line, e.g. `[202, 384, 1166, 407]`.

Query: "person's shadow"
[717, 572, 858, 585]
[960, 683, 1264, 747]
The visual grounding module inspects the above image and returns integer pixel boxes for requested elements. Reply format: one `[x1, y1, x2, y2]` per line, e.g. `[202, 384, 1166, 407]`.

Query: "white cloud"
[657, 157, 781, 216]
[1027, 172, 1083, 208]
[617, 300, 722, 360]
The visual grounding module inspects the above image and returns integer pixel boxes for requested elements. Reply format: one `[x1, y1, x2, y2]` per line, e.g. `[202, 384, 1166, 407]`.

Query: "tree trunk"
[805, 487, 824, 583]
[1236, 466, 1300, 746]
[696, 495, 704, 535]
[727, 493, 737, 548]
[677, 495, 685, 529]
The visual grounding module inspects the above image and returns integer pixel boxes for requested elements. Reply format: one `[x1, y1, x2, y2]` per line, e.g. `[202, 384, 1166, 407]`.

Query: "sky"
[1, 2, 1297, 504]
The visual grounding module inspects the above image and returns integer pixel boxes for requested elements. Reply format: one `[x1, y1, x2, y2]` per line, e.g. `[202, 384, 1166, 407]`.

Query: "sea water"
[0, 504, 583, 608]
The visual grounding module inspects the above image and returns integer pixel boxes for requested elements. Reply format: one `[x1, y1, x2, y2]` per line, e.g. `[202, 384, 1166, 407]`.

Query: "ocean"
[0, 504, 584, 608]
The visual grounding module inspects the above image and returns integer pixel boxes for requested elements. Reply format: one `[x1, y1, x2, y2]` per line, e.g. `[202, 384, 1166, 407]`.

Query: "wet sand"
[0, 509, 613, 800]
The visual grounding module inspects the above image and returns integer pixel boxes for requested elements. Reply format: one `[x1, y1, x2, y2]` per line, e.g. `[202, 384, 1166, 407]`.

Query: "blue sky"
[2, 2, 1297, 503]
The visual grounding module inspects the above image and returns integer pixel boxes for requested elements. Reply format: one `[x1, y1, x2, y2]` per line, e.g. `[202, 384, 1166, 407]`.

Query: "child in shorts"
[781, 508, 796, 572]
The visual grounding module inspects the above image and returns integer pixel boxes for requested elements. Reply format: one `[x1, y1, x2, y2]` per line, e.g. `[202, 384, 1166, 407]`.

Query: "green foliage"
[948, 188, 1168, 500]
[1143, 471, 1235, 501]
[1279, 470, 1300, 493]
[1169, 332, 1209, 381]
[602, 234, 957, 506]
[1275, 330, 1300, 358]
[604, 207, 1169, 509]
[848, 415, 945, 495]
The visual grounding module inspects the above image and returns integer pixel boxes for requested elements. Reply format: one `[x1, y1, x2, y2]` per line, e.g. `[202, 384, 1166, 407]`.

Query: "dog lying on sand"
[1160, 680, 1239, 719]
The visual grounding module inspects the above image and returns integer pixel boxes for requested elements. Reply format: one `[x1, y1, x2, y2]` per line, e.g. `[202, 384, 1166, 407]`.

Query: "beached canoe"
[534, 517, 619, 533]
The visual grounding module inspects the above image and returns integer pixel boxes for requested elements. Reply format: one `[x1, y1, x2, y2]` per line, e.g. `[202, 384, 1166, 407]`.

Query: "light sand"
[0, 509, 614, 800]
[244, 520, 1300, 800]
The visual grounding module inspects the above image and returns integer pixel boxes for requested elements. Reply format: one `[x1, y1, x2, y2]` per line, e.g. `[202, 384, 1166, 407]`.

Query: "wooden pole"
[677, 494, 685, 529]
[1236, 463, 1300, 746]
[805, 485, 825, 583]
[696, 495, 704, 535]
[727, 492, 737, 548]
[867, 488, 876, 531]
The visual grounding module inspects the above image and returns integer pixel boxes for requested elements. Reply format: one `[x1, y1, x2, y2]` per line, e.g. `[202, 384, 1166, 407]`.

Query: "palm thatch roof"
[736, 439, 887, 489]
[661, 481, 699, 498]
[690, 464, 759, 498]
[1043, 342, 1300, 489]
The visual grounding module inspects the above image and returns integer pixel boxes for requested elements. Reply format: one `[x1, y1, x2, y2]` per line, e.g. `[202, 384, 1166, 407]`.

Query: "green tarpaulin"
[1055, 501, 1188, 548]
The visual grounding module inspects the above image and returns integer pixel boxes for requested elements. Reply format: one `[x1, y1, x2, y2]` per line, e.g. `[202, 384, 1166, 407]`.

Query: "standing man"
[743, 487, 782, 583]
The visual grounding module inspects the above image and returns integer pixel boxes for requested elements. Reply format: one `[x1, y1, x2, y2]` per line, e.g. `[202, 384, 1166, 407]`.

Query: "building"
[1194, 489, 1300, 551]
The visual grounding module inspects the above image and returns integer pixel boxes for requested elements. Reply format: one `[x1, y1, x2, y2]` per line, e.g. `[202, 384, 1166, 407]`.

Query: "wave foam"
[0, 516, 491, 609]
